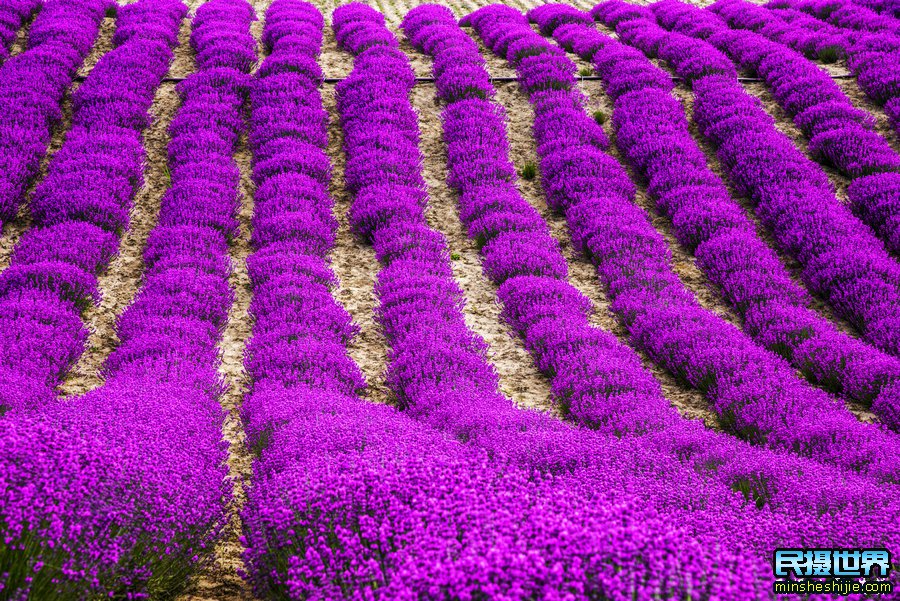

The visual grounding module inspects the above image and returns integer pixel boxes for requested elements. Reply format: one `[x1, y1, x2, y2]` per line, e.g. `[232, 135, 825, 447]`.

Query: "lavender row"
[0, 0, 108, 231]
[0, 1, 233, 594]
[600, 5, 900, 366]
[409, 2, 900, 567]
[105, 0, 254, 388]
[235, 3, 765, 597]
[642, 0, 900, 264]
[234, 4, 384, 591]
[0, 0, 184, 403]
[759, 0, 900, 137]
[337, 5, 784, 597]
[466, 3, 900, 483]
[68, 0, 258, 592]
[542, 7, 900, 433]
[0, 0, 39, 61]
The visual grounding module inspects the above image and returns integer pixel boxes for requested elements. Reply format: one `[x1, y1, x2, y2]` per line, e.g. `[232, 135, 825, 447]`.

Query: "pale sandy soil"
[0, 17, 117, 272]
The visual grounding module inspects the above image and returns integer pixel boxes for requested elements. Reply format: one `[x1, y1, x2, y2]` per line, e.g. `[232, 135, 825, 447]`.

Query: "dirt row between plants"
[178, 3, 269, 600]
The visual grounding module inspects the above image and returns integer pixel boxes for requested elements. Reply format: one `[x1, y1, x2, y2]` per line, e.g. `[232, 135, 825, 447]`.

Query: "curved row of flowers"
[405, 0, 900, 575]
[0, 0, 108, 232]
[766, 0, 900, 135]
[0, 0, 184, 406]
[683, 0, 900, 259]
[0, 0, 240, 596]
[533, 4, 900, 435]
[465, 3, 900, 485]
[607, 3, 900, 359]
[0, 0, 40, 63]
[640, 0, 900, 262]
[325, 3, 787, 598]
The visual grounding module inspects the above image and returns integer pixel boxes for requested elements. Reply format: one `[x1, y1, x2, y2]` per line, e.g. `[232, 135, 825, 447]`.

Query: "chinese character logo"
[774, 549, 892, 579]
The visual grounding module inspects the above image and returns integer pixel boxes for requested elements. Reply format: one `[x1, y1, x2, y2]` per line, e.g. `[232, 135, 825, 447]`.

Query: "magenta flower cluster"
[467, 3, 900, 484]
[550, 4, 900, 435]
[0, 0, 109, 230]
[0, 0, 234, 596]
[415, 0, 900, 558]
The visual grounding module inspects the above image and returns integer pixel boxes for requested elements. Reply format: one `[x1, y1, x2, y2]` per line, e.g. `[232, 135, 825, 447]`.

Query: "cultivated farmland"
[1, 0, 900, 598]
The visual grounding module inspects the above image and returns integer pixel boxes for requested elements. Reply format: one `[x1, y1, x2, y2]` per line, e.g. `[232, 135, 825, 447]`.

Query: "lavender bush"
[539, 5, 900, 434]
[408, 0, 900, 586]
[466, 3, 900, 484]
[0, 0, 241, 596]
[0, 0, 184, 399]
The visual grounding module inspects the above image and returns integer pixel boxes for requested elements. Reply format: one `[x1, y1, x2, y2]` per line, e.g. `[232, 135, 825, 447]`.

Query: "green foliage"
[593, 110, 607, 125]
[579, 66, 593, 77]
[520, 162, 537, 181]
[817, 46, 841, 63]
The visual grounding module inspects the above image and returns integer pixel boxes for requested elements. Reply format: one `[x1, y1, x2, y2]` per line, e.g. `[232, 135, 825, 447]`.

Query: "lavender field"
[1, 0, 900, 598]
